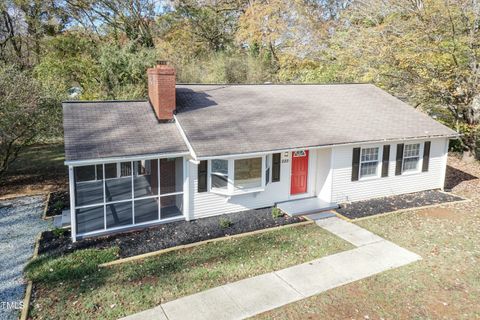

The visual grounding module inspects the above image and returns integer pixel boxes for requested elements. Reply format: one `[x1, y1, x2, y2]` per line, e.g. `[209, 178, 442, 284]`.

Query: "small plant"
[52, 228, 66, 237]
[53, 200, 65, 211]
[219, 218, 233, 228]
[272, 207, 284, 218]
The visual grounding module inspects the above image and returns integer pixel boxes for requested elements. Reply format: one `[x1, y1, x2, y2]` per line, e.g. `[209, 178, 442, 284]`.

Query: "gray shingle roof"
[63, 100, 188, 162]
[175, 84, 457, 158]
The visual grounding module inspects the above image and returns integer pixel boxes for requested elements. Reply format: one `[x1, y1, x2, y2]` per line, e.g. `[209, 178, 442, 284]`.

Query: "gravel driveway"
[0, 195, 51, 320]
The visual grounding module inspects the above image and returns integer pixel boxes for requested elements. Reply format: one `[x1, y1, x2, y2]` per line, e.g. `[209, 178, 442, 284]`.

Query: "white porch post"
[68, 165, 77, 242]
[183, 156, 190, 221]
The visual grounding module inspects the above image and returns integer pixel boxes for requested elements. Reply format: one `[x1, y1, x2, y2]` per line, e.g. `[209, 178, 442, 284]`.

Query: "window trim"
[401, 143, 423, 175]
[359, 146, 382, 180]
[208, 155, 266, 196]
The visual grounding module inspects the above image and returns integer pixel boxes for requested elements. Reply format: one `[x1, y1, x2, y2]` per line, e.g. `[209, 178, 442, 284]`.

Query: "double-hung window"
[402, 143, 421, 173]
[360, 147, 379, 178]
[211, 159, 228, 190]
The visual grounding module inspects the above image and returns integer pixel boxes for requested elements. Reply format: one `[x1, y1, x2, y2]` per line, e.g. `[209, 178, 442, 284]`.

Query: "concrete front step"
[277, 197, 338, 217]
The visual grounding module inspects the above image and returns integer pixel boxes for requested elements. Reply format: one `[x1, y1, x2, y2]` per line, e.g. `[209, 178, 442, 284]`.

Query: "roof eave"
[195, 133, 461, 160]
[64, 151, 190, 166]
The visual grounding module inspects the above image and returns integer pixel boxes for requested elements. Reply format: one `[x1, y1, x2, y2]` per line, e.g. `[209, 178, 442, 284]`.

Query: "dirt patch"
[336, 189, 465, 220]
[38, 207, 305, 259]
[45, 191, 69, 217]
[416, 207, 465, 220]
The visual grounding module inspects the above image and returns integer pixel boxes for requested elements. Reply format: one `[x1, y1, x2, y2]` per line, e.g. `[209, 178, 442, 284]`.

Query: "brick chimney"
[147, 61, 176, 121]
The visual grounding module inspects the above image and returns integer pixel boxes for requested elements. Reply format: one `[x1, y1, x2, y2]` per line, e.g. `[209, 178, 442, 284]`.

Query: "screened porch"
[71, 156, 185, 238]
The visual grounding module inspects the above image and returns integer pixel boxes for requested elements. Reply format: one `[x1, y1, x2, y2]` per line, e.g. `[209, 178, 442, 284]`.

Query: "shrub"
[52, 228, 66, 237]
[219, 218, 233, 228]
[24, 247, 118, 283]
[53, 200, 65, 211]
[272, 207, 284, 218]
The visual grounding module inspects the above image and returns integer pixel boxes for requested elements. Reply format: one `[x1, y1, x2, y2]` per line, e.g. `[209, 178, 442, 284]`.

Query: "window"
[402, 143, 421, 173]
[293, 150, 306, 157]
[72, 157, 185, 236]
[208, 156, 266, 195]
[360, 147, 379, 178]
[234, 157, 262, 189]
[211, 159, 228, 190]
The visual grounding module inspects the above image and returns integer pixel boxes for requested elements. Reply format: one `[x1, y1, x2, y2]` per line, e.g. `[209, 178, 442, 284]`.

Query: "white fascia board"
[173, 115, 198, 160]
[64, 151, 190, 166]
[196, 134, 460, 161]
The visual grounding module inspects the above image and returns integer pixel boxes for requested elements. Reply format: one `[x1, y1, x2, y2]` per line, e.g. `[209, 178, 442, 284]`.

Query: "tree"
[0, 0, 69, 66]
[326, 0, 480, 156]
[0, 66, 58, 178]
[65, 0, 160, 47]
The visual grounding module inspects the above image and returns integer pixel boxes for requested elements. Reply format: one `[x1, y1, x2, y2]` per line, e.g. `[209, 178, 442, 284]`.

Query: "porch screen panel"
[134, 159, 158, 198]
[105, 161, 132, 202]
[106, 202, 133, 228]
[134, 198, 159, 224]
[76, 205, 104, 234]
[160, 194, 183, 219]
[74, 165, 103, 206]
[160, 157, 183, 194]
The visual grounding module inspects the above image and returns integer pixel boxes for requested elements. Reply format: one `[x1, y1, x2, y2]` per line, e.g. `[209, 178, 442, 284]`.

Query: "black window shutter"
[422, 141, 431, 172]
[272, 153, 281, 182]
[351, 147, 361, 181]
[381, 145, 390, 177]
[197, 160, 208, 192]
[395, 144, 404, 175]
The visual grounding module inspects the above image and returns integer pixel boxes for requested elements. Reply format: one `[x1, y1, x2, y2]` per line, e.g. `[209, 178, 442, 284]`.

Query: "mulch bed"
[45, 190, 69, 217]
[336, 189, 466, 220]
[38, 207, 305, 258]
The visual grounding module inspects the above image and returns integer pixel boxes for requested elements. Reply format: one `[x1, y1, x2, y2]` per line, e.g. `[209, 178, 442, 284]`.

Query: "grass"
[256, 201, 480, 319]
[27, 223, 352, 319]
[0, 143, 66, 196]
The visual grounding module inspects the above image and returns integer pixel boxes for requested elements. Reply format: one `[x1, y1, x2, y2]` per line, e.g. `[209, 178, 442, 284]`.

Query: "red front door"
[291, 150, 309, 195]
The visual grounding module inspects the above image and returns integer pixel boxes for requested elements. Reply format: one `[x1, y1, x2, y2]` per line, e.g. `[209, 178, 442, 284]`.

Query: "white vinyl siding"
[189, 151, 317, 219]
[330, 138, 448, 203]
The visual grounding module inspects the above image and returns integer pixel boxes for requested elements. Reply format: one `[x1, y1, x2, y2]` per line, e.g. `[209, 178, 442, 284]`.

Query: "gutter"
[64, 151, 190, 166]
[194, 133, 461, 161]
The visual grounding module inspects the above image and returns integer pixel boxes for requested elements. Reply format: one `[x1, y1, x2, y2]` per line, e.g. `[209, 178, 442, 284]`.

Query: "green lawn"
[26, 223, 352, 320]
[0, 143, 66, 196]
[256, 180, 480, 318]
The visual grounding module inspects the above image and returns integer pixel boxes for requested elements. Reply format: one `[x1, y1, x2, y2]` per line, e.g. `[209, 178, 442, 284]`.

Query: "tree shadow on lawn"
[25, 248, 118, 295]
[119, 230, 310, 283]
[444, 165, 478, 190]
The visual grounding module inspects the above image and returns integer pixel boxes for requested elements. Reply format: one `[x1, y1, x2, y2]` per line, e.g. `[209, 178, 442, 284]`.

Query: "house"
[63, 61, 459, 242]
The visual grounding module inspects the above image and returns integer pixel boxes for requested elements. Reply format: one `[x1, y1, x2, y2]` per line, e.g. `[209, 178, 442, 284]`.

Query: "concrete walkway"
[121, 216, 421, 320]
